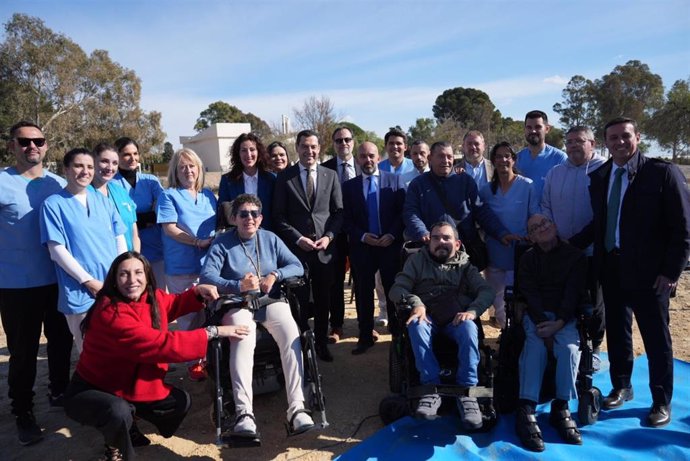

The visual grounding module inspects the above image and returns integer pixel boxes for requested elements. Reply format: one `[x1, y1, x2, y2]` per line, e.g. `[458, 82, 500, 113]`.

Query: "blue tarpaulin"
[338, 354, 690, 460]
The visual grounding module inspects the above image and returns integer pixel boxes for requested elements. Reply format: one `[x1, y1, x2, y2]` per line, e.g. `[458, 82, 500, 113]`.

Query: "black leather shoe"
[603, 387, 634, 409]
[352, 341, 375, 355]
[549, 408, 582, 445]
[648, 404, 671, 427]
[315, 344, 333, 362]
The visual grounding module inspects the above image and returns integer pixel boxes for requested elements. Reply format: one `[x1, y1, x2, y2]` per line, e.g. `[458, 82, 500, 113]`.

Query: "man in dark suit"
[322, 126, 361, 343]
[343, 142, 405, 354]
[273, 130, 344, 361]
[572, 117, 690, 427]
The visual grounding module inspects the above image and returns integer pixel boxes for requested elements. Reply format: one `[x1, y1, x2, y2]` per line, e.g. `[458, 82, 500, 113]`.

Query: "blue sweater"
[199, 228, 303, 298]
[404, 171, 509, 243]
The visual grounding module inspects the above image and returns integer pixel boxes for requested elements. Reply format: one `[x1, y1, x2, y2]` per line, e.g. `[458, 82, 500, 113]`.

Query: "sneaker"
[100, 445, 124, 461]
[457, 396, 483, 430]
[188, 362, 207, 382]
[16, 411, 43, 445]
[415, 393, 441, 420]
[376, 314, 388, 327]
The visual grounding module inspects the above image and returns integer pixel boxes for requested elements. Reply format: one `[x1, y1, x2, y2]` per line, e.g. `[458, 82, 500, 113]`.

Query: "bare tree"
[292, 95, 341, 158]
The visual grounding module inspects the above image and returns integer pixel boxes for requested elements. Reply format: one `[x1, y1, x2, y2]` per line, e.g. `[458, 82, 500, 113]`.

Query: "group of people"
[0, 109, 688, 458]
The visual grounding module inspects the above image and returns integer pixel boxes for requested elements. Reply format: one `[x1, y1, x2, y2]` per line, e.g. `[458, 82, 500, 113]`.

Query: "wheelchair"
[493, 243, 602, 426]
[203, 277, 328, 447]
[379, 241, 498, 431]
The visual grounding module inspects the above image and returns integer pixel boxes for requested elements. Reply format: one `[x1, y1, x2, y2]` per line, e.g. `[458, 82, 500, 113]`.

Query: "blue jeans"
[519, 312, 581, 402]
[407, 316, 479, 387]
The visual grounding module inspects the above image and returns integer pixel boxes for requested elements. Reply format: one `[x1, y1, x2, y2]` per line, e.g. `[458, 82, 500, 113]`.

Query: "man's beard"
[526, 134, 541, 146]
[430, 247, 452, 263]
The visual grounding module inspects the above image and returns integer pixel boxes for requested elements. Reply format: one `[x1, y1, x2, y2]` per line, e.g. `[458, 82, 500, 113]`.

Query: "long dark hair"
[80, 252, 161, 335]
[489, 141, 518, 195]
[228, 133, 268, 181]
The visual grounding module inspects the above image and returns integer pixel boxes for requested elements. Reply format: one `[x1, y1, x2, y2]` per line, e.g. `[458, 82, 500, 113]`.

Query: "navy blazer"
[584, 153, 690, 290]
[217, 171, 276, 230]
[342, 171, 405, 245]
[272, 163, 344, 264]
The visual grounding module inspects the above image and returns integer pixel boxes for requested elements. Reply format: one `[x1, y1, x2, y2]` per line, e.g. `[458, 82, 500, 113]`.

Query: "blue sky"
[2, 0, 689, 148]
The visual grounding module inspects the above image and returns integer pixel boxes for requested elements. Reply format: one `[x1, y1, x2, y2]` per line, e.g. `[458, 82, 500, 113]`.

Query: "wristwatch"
[205, 325, 219, 340]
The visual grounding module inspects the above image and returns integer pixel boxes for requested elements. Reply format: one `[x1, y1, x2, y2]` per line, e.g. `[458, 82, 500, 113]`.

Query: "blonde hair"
[167, 148, 205, 191]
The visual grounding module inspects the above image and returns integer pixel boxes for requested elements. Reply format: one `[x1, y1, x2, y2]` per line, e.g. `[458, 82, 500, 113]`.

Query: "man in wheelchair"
[515, 214, 587, 452]
[200, 194, 315, 442]
[389, 221, 494, 430]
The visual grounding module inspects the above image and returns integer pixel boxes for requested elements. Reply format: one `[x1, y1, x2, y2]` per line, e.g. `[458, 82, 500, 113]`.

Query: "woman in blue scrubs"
[218, 133, 275, 230]
[40, 148, 127, 352]
[113, 137, 165, 288]
[479, 142, 539, 329]
[157, 148, 217, 380]
[91, 143, 140, 252]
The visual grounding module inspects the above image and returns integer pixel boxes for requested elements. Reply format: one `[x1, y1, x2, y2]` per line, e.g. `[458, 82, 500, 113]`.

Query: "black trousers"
[328, 232, 350, 329]
[602, 252, 674, 405]
[65, 373, 191, 460]
[586, 256, 606, 350]
[351, 245, 400, 342]
[297, 253, 335, 347]
[0, 284, 73, 415]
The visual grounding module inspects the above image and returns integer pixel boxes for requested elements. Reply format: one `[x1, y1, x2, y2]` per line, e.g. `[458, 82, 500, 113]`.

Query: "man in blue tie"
[342, 142, 406, 354]
[572, 117, 690, 427]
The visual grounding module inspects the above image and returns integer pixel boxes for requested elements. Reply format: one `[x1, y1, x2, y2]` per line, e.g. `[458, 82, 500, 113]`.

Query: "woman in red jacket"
[64, 251, 249, 461]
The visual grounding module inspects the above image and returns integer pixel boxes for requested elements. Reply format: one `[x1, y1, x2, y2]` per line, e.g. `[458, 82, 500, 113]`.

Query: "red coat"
[76, 289, 208, 402]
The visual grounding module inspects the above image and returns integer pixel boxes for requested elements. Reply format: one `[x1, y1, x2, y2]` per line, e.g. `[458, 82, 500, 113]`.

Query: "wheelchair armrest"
[394, 295, 415, 320]
[282, 276, 305, 289]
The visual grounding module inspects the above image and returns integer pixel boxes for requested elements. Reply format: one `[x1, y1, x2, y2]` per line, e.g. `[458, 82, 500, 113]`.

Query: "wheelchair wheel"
[379, 394, 411, 425]
[303, 330, 326, 412]
[389, 340, 403, 394]
[577, 387, 602, 426]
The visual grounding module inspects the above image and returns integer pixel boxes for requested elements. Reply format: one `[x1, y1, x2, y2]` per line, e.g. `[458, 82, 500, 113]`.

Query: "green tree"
[162, 141, 175, 163]
[194, 100, 271, 139]
[408, 118, 436, 142]
[646, 78, 690, 162]
[432, 87, 502, 134]
[552, 75, 599, 129]
[594, 60, 664, 135]
[0, 13, 164, 162]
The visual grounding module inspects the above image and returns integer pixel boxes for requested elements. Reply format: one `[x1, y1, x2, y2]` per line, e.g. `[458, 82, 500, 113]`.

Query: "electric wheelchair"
[379, 241, 498, 431]
[493, 243, 602, 426]
[203, 277, 328, 447]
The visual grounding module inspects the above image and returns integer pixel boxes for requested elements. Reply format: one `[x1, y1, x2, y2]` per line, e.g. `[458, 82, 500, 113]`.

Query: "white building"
[179, 123, 251, 173]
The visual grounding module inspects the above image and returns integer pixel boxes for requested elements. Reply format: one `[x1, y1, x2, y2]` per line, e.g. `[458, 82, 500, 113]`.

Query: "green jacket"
[389, 246, 494, 325]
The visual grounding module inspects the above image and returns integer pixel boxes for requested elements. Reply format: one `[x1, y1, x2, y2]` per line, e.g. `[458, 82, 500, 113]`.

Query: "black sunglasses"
[15, 137, 46, 148]
[237, 210, 261, 219]
[334, 137, 353, 145]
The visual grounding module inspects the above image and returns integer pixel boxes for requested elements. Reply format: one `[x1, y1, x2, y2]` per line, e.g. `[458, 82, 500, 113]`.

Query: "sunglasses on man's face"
[15, 137, 47, 148]
[237, 209, 261, 219]
[334, 137, 353, 145]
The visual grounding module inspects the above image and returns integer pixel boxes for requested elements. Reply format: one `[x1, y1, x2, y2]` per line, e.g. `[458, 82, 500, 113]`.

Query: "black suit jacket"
[272, 163, 344, 264]
[583, 153, 690, 290]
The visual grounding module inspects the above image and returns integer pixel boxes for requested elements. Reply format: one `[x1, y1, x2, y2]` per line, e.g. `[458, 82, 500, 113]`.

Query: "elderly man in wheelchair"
[514, 214, 588, 452]
[389, 221, 494, 430]
[199, 194, 315, 443]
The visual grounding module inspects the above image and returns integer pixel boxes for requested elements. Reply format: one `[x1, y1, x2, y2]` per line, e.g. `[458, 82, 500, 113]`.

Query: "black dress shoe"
[352, 341, 375, 355]
[515, 408, 545, 452]
[315, 344, 334, 362]
[603, 387, 634, 409]
[648, 404, 671, 427]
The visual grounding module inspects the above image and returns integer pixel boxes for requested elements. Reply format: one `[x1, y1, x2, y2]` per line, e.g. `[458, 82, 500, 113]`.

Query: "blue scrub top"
[515, 145, 567, 202]
[0, 167, 66, 288]
[379, 157, 415, 176]
[88, 183, 138, 251]
[156, 188, 217, 276]
[112, 172, 164, 262]
[40, 187, 126, 315]
[479, 176, 539, 270]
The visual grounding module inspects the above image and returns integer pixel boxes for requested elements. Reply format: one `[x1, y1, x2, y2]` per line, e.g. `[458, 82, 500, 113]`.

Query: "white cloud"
[543, 75, 568, 85]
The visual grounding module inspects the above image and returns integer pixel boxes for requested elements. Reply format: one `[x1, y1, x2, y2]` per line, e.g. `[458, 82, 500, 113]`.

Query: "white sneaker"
[233, 413, 257, 435]
[376, 315, 388, 327]
[415, 393, 441, 420]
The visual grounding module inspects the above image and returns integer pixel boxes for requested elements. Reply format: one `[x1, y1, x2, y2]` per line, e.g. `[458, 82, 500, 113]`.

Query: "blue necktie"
[605, 168, 625, 252]
[367, 176, 380, 235]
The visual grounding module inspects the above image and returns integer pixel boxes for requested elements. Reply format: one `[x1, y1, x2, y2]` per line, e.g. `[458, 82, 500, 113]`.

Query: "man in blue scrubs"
[0, 121, 73, 445]
[515, 110, 567, 201]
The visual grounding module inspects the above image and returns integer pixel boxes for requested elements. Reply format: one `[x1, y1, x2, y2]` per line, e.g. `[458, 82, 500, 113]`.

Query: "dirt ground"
[1, 272, 688, 461]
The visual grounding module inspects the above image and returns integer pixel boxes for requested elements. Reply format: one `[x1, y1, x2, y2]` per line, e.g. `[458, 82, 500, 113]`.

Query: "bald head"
[357, 141, 380, 175]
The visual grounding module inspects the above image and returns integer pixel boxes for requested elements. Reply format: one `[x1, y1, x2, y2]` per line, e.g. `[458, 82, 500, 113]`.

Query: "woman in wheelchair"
[199, 194, 315, 439]
[515, 214, 588, 452]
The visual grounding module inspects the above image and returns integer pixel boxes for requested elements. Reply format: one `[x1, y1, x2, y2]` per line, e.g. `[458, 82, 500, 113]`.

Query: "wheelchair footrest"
[408, 384, 493, 399]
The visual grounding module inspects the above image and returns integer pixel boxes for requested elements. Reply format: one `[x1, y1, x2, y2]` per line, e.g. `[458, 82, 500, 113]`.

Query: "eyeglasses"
[528, 219, 552, 234]
[237, 209, 261, 219]
[15, 137, 46, 148]
[334, 137, 353, 145]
